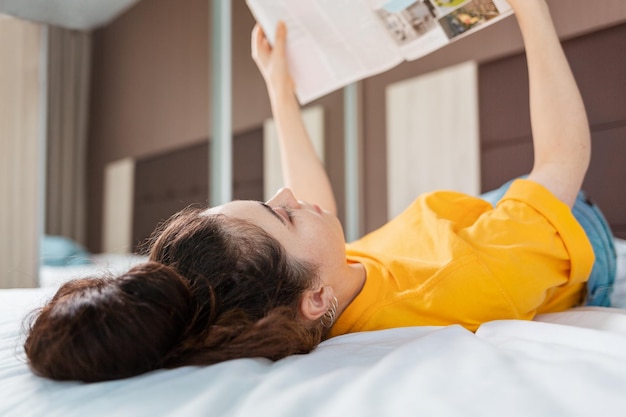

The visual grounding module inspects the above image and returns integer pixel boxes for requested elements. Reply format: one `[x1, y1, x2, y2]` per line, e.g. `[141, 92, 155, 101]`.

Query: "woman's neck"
[335, 262, 366, 318]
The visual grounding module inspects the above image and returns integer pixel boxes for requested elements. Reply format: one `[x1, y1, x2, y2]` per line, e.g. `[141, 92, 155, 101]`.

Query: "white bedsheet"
[1, 238, 623, 416]
[1, 287, 626, 417]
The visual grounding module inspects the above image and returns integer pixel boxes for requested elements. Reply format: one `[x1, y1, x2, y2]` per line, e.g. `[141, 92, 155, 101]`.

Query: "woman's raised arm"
[252, 22, 337, 215]
[509, 0, 591, 207]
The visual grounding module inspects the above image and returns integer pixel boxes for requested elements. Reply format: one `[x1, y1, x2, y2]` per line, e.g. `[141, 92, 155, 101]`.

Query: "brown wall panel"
[479, 23, 626, 238]
[582, 127, 626, 238]
[481, 141, 533, 191]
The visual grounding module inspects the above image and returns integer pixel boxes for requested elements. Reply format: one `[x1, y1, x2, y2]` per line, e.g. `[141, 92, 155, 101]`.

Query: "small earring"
[320, 296, 339, 328]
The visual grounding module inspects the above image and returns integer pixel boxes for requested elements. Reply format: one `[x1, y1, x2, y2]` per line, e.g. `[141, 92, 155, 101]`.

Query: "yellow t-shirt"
[330, 179, 594, 336]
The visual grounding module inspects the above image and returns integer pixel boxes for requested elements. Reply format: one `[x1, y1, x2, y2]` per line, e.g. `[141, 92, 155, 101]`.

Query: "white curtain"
[45, 27, 91, 245]
[0, 17, 44, 288]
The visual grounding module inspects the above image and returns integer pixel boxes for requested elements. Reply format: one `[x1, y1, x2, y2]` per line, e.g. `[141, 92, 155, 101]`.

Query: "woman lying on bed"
[25, 0, 617, 382]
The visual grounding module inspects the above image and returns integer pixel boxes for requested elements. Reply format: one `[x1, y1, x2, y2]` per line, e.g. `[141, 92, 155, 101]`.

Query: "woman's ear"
[299, 285, 333, 321]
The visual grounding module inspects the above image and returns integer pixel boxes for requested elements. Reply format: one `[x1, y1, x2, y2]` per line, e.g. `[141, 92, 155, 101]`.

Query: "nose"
[267, 187, 300, 208]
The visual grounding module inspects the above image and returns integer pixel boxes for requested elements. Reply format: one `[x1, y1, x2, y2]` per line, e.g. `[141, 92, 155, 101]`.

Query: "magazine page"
[371, 0, 513, 61]
[247, 0, 404, 104]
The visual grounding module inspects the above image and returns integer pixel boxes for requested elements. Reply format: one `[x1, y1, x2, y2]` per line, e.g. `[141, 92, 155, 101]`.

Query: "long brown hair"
[24, 262, 192, 382]
[149, 207, 326, 366]
[25, 206, 326, 382]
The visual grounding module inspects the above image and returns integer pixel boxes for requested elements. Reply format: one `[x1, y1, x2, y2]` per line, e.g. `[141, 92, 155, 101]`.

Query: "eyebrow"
[258, 202, 286, 225]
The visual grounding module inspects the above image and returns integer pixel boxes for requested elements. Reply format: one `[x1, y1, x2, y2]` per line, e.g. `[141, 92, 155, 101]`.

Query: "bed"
[1, 239, 625, 416]
[39, 252, 148, 288]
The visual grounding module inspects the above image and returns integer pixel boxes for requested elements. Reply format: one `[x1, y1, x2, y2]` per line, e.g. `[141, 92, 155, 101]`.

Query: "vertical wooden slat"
[386, 61, 480, 220]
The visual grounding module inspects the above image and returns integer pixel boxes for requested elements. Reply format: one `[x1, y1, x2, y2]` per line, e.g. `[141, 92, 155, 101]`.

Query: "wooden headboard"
[132, 128, 264, 251]
[132, 142, 209, 251]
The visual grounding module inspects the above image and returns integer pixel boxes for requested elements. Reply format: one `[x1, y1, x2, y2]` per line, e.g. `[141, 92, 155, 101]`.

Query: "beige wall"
[86, 0, 626, 250]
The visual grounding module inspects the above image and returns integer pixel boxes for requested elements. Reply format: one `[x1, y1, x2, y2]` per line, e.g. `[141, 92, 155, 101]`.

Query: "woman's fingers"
[251, 21, 294, 96]
[273, 21, 287, 57]
[251, 24, 271, 67]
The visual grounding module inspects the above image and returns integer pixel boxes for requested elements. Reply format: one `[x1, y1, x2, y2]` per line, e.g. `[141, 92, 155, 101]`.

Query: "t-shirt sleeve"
[457, 179, 594, 317]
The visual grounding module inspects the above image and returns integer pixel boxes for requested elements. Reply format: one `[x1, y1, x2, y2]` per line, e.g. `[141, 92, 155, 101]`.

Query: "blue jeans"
[481, 180, 617, 307]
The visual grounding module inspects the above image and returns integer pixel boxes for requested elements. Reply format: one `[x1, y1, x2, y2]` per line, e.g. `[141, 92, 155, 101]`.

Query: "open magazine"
[246, 0, 513, 104]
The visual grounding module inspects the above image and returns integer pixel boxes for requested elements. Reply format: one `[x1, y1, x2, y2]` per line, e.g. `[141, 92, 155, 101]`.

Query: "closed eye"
[273, 206, 294, 224]
[281, 206, 294, 222]
[259, 202, 288, 225]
